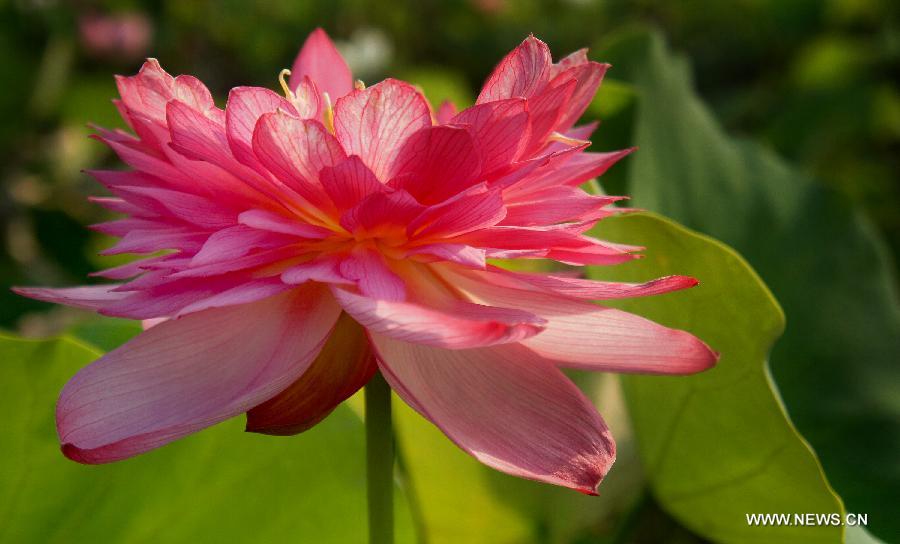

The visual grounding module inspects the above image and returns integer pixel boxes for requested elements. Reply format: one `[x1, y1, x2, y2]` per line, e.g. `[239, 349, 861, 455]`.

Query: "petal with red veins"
[551, 62, 609, 132]
[408, 184, 506, 239]
[333, 79, 432, 182]
[238, 209, 333, 238]
[252, 111, 346, 209]
[190, 225, 297, 267]
[523, 77, 576, 154]
[282, 256, 352, 285]
[331, 285, 544, 349]
[478, 266, 700, 300]
[289, 28, 353, 101]
[225, 86, 298, 171]
[452, 99, 530, 175]
[113, 185, 236, 229]
[372, 334, 615, 493]
[291, 76, 322, 119]
[320, 155, 384, 211]
[477, 36, 552, 103]
[392, 125, 483, 204]
[404, 244, 487, 268]
[435, 100, 457, 124]
[247, 313, 376, 435]
[57, 285, 341, 464]
[502, 186, 623, 226]
[340, 189, 425, 235]
[339, 250, 406, 301]
[506, 148, 634, 195]
[443, 267, 719, 375]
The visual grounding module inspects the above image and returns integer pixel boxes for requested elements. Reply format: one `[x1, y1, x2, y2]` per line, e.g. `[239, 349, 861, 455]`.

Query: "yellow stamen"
[548, 131, 590, 147]
[322, 91, 335, 134]
[278, 68, 294, 99]
[354, 79, 366, 91]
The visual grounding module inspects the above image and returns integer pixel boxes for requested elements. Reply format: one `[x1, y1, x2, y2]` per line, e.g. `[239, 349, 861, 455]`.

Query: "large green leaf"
[589, 212, 844, 543]
[0, 334, 415, 543]
[599, 31, 899, 540]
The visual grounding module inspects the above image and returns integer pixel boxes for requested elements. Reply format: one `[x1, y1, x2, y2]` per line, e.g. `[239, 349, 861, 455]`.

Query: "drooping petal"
[442, 266, 718, 375]
[57, 285, 341, 463]
[331, 286, 544, 349]
[246, 313, 376, 435]
[477, 36, 552, 103]
[333, 79, 432, 182]
[289, 28, 353, 101]
[372, 334, 615, 493]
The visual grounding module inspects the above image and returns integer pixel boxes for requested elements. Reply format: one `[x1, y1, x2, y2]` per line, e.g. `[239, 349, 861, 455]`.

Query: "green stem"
[365, 372, 394, 544]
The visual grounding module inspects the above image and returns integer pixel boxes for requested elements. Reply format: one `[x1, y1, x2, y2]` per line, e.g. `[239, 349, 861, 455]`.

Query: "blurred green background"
[1, 1, 898, 543]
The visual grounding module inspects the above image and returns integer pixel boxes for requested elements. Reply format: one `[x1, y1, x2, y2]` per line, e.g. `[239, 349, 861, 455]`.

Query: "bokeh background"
[1, 1, 898, 543]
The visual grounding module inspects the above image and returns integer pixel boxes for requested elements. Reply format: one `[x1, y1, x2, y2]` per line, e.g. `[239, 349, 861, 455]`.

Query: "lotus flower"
[14, 29, 717, 493]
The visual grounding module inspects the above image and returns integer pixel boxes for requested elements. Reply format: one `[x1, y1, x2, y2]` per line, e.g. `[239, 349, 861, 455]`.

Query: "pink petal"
[442, 267, 718, 375]
[99, 273, 282, 319]
[372, 334, 615, 493]
[552, 61, 609, 132]
[502, 187, 623, 226]
[291, 76, 323, 119]
[319, 155, 384, 211]
[190, 225, 296, 267]
[331, 285, 544, 349]
[174, 279, 292, 316]
[408, 184, 506, 239]
[340, 189, 425, 235]
[281, 256, 352, 285]
[112, 185, 236, 229]
[12, 285, 126, 310]
[289, 28, 353, 101]
[338, 249, 406, 301]
[392, 125, 483, 204]
[435, 100, 458, 124]
[484, 266, 699, 300]
[237, 209, 333, 238]
[89, 255, 172, 280]
[452, 99, 530, 175]
[225, 86, 298, 171]
[57, 286, 341, 463]
[333, 79, 432, 182]
[404, 244, 487, 268]
[477, 36, 552, 103]
[252, 111, 346, 210]
[523, 77, 576, 154]
[246, 313, 375, 435]
[506, 148, 634, 196]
